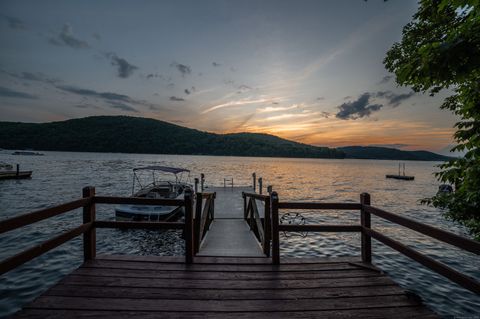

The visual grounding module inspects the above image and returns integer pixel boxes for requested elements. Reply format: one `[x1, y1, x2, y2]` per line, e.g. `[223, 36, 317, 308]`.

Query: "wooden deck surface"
[15, 255, 437, 318]
[197, 186, 264, 257]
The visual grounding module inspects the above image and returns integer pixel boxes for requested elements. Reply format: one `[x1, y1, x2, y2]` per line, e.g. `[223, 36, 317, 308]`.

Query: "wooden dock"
[197, 186, 264, 257]
[2, 176, 480, 318]
[14, 255, 436, 318]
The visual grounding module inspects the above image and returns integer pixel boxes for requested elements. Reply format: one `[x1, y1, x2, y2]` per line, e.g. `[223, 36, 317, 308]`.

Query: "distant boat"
[115, 166, 193, 221]
[386, 163, 414, 180]
[0, 163, 32, 180]
[12, 151, 44, 156]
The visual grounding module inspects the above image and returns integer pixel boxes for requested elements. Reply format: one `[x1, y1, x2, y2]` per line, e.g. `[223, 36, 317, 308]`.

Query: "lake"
[0, 151, 479, 317]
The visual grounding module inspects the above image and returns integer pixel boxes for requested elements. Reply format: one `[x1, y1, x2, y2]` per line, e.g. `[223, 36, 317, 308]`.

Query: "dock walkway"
[197, 186, 264, 257]
[14, 255, 436, 318]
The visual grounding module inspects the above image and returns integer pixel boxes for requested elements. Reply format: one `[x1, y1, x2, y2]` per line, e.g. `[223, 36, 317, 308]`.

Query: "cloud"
[0, 86, 37, 99]
[1, 15, 26, 30]
[336, 93, 383, 120]
[56, 85, 161, 111]
[376, 90, 415, 107]
[106, 53, 138, 78]
[266, 111, 319, 121]
[257, 104, 299, 113]
[212, 62, 221, 67]
[367, 143, 412, 149]
[92, 33, 101, 41]
[202, 98, 272, 114]
[184, 89, 191, 95]
[378, 75, 393, 84]
[316, 97, 325, 101]
[74, 104, 99, 109]
[1, 70, 60, 84]
[169, 96, 185, 101]
[237, 84, 252, 94]
[107, 101, 138, 112]
[49, 24, 89, 49]
[171, 62, 191, 77]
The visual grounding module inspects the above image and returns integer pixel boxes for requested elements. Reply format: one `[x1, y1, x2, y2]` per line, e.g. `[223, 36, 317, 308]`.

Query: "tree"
[384, 0, 480, 240]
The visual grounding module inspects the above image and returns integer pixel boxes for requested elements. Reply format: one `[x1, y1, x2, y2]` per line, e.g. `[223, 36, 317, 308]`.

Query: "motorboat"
[115, 166, 193, 221]
[437, 184, 453, 195]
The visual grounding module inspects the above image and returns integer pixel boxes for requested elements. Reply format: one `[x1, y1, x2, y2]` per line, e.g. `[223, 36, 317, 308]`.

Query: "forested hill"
[339, 146, 453, 161]
[0, 116, 344, 158]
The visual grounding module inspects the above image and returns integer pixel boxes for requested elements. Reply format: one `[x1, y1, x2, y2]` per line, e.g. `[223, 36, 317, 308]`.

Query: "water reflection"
[0, 151, 478, 316]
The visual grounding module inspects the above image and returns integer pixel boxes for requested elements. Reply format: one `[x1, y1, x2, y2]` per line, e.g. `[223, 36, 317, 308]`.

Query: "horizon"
[0, 1, 458, 155]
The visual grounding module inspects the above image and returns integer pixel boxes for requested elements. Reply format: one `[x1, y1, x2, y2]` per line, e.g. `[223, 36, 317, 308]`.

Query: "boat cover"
[133, 166, 190, 174]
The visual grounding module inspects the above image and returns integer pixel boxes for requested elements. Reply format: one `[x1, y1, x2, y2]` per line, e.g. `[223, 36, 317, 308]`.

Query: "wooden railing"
[194, 192, 216, 253]
[243, 192, 271, 256]
[270, 191, 480, 295]
[0, 186, 195, 275]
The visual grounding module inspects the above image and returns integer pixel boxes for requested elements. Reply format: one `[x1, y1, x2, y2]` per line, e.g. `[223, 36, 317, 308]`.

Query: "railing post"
[360, 193, 372, 264]
[82, 186, 96, 262]
[252, 172, 256, 192]
[200, 173, 205, 192]
[271, 191, 280, 265]
[264, 197, 271, 257]
[267, 185, 272, 195]
[194, 193, 203, 254]
[184, 189, 194, 264]
[242, 192, 247, 220]
[194, 178, 199, 193]
[258, 178, 263, 195]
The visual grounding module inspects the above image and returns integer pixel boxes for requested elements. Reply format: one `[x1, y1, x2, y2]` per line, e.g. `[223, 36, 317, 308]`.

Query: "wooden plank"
[251, 198, 264, 244]
[82, 261, 367, 272]
[94, 196, 184, 207]
[183, 190, 194, 264]
[24, 295, 421, 312]
[59, 274, 396, 289]
[15, 307, 438, 319]
[0, 223, 92, 275]
[71, 267, 382, 280]
[365, 228, 480, 294]
[45, 283, 404, 300]
[0, 198, 90, 235]
[278, 202, 362, 210]
[278, 224, 361, 232]
[364, 205, 480, 255]
[271, 192, 280, 264]
[243, 192, 269, 201]
[95, 221, 184, 230]
[95, 255, 360, 265]
[360, 193, 372, 263]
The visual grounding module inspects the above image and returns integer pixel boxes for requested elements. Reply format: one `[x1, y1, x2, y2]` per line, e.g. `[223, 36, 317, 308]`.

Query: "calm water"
[0, 151, 479, 317]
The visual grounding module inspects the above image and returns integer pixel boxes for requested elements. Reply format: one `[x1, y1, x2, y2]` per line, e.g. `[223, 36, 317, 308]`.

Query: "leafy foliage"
[384, 0, 480, 239]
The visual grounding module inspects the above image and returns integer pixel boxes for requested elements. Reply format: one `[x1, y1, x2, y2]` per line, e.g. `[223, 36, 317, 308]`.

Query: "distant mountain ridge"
[0, 116, 343, 158]
[0, 116, 452, 161]
[339, 146, 452, 161]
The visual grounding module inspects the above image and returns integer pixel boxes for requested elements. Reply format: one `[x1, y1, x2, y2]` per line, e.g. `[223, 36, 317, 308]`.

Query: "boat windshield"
[131, 166, 190, 195]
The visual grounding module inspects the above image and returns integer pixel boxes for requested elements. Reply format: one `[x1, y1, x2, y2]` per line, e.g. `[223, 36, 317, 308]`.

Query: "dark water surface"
[0, 151, 479, 317]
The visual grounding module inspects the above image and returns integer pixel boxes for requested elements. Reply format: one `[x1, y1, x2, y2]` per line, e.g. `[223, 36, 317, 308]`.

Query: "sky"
[0, 0, 459, 154]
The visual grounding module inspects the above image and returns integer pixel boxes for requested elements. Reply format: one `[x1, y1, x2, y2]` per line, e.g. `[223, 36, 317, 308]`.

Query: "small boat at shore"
[0, 163, 32, 180]
[12, 151, 44, 156]
[115, 166, 193, 221]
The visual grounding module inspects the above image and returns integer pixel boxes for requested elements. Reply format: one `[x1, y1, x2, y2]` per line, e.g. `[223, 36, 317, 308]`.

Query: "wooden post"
[258, 177, 263, 195]
[252, 173, 256, 192]
[194, 193, 203, 254]
[82, 186, 96, 262]
[242, 192, 247, 220]
[184, 189, 194, 264]
[200, 174, 205, 191]
[267, 185, 272, 195]
[271, 191, 280, 264]
[264, 198, 271, 257]
[16, 164, 19, 177]
[360, 193, 372, 264]
[194, 178, 199, 193]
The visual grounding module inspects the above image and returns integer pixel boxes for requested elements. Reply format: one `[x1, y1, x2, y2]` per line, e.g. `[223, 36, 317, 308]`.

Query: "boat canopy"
[133, 166, 190, 174]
